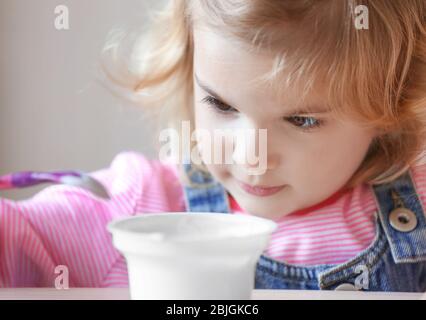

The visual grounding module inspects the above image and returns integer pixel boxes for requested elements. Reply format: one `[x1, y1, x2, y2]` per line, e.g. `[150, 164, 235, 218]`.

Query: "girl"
[1, 0, 425, 291]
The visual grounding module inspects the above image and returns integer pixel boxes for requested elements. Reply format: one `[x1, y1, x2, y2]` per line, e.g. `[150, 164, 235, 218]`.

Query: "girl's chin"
[244, 207, 292, 221]
[230, 197, 295, 220]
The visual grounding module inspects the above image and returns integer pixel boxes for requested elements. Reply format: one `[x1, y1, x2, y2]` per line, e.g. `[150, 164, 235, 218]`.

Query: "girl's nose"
[231, 127, 280, 173]
[238, 152, 280, 172]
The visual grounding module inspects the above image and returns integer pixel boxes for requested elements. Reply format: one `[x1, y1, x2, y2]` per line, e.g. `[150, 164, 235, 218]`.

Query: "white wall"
[0, 0, 165, 200]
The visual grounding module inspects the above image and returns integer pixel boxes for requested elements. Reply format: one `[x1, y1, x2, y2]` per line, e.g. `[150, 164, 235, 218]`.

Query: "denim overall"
[182, 162, 426, 292]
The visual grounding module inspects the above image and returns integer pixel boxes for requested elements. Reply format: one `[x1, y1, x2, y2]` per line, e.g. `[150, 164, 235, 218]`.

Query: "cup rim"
[107, 212, 277, 243]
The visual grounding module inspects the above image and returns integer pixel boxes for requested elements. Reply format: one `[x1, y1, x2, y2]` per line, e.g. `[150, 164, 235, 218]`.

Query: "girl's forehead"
[193, 28, 328, 112]
[193, 27, 271, 68]
[193, 27, 284, 94]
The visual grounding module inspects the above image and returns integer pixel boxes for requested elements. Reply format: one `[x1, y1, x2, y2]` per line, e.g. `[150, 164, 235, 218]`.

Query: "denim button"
[334, 283, 357, 291]
[389, 207, 417, 232]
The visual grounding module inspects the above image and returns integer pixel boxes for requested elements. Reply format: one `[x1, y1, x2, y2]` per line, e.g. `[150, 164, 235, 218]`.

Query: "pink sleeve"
[411, 162, 426, 214]
[0, 151, 146, 287]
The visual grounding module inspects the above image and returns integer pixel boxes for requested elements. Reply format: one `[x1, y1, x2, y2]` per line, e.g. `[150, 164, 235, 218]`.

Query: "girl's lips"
[236, 180, 286, 197]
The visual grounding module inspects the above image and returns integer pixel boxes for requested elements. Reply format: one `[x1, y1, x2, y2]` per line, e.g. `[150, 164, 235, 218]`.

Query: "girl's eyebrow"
[194, 73, 330, 115]
[195, 73, 231, 106]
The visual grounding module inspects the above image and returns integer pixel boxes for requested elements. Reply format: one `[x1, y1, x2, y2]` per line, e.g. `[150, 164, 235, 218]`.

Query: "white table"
[0, 288, 424, 300]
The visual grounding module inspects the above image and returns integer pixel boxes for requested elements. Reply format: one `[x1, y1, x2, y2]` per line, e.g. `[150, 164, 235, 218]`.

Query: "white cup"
[107, 212, 277, 300]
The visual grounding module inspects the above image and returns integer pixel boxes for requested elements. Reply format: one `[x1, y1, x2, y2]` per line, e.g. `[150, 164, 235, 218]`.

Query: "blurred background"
[0, 0, 164, 200]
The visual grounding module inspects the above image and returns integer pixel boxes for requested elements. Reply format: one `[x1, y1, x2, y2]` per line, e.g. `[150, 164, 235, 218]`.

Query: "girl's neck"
[287, 186, 351, 217]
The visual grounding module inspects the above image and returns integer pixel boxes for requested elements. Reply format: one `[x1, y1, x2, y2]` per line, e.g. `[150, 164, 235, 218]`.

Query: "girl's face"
[192, 27, 377, 220]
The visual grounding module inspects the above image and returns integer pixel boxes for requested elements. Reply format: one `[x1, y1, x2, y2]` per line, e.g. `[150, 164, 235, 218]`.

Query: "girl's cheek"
[193, 103, 212, 128]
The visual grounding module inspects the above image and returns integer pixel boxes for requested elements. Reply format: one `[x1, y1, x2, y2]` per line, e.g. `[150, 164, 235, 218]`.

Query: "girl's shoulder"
[410, 161, 426, 205]
[103, 151, 185, 212]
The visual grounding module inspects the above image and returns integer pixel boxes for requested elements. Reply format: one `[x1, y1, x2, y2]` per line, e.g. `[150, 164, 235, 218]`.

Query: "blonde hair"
[102, 0, 426, 189]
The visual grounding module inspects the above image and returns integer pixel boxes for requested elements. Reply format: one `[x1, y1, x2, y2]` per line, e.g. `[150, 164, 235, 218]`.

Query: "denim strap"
[372, 170, 426, 263]
[182, 162, 230, 213]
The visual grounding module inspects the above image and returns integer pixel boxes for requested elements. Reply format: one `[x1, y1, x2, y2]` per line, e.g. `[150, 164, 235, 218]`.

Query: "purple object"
[0, 170, 110, 200]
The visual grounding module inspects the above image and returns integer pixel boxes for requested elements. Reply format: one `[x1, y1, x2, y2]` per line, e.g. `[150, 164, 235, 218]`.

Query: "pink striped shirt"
[1, 151, 425, 287]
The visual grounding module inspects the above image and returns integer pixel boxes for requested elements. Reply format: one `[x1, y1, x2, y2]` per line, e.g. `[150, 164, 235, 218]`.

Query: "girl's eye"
[200, 96, 238, 115]
[285, 116, 324, 131]
[200, 95, 324, 132]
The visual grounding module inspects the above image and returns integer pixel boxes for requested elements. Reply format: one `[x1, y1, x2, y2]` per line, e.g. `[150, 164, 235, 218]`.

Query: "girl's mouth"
[236, 179, 286, 197]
